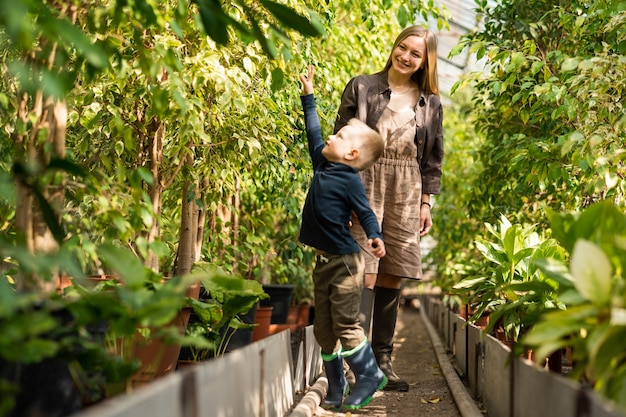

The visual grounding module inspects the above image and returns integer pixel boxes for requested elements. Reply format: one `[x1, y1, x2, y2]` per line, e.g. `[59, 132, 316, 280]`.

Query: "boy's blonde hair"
[346, 118, 384, 171]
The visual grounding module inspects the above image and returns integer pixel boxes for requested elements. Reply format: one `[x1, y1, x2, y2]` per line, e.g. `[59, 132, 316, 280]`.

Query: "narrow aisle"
[310, 299, 462, 416]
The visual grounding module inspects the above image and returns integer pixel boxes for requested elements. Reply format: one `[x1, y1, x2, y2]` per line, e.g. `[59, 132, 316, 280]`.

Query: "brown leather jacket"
[333, 71, 444, 195]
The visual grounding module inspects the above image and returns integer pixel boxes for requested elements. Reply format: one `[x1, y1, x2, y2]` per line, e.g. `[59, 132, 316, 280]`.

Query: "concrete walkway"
[288, 297, 483, 417]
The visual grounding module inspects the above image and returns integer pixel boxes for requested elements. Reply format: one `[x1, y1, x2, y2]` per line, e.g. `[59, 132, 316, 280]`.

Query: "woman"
[334, 25, 443, 391]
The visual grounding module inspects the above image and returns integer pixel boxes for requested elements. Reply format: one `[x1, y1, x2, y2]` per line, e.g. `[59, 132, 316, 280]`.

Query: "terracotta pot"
[296, 302, 311, 329]
[457, 304, 471, 318]
[131, 280, 200, 386]
[287, 305, 299, 325]
[474, 314, 489, 329]
[252, 306, 274, 342]
[287, 302, 311, 331]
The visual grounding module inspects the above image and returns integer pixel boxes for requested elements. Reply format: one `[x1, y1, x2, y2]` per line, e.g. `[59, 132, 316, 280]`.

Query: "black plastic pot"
[260, 284, 295, 324]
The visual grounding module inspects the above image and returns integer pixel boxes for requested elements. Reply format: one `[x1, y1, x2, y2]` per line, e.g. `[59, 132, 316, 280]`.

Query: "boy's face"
[322, 124, 360, 164]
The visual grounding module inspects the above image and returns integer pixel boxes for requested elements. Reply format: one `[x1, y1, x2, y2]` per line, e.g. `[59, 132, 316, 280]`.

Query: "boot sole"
[383, 379, 409, 391]
[321, 382, 350, 410]
[342, 375, 388, 410]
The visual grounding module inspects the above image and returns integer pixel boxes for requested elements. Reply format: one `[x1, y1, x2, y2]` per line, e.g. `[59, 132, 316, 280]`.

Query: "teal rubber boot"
[321, 351, 348, 410]
[342, 340, 387, 410]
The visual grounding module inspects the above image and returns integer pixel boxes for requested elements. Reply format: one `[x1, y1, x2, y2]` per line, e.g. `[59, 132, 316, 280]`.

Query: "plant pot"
[287, 305, 299, 325]
[252, 306, 274, 342]
[260, 284, 295, 324]
[474, 313, 489, 329]
[130, 280, 200, 386]
[221, 303, 257, 353]
[287, 302, 311, 332]
[130, 305, 193, 386]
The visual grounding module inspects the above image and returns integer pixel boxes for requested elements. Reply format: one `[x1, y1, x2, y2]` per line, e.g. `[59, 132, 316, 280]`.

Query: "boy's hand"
[368, 238, 386, 259]
[299, 65, 314, 96]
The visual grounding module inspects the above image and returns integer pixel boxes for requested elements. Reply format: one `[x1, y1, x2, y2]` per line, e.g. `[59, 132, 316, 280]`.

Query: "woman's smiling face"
[391, 35, 427, 76]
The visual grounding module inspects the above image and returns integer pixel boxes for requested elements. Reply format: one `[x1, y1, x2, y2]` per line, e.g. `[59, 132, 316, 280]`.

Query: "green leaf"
[259, 0, 321, 37]
[196, 0, 229, 45]
[53, 18, 109, 69]
[31, 186, 66, 243]
[249, 15, 277, 58]
[520, 109, 529, 124]
[98, 244, 148, 290]
[271, 67, 284, 92]
[561, 131, 584, 156]
[570, 240, 612, 306]
[0, 279, 18, 316]
[453, 276, 487, 290]
[533, 258, 575, 289]
[397, 5, 409, 27]
[561, 57, 580, 72]
[523, 305, 597, 346]
[587, 324, 626, 382]
[47, 158, 88, 178]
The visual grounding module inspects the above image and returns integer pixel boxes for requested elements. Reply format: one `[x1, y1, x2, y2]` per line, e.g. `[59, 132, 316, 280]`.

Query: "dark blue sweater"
[299, 94, 382, 255]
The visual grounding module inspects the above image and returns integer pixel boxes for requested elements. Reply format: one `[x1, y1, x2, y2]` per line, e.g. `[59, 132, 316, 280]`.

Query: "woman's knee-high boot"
[358, 288, 375, 338]
[321, 351, 348, 410]
[372, 287, 409, 391]
[341, 340, 387, 410]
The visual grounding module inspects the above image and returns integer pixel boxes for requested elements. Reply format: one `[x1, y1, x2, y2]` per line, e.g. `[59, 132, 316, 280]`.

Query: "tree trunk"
[194, 177, 209, 263]
[33, 97, 67, 255]
[174, 152, 197, 276]
[145, 120, 165, 271]
[232, 175, 241, 273]
[11, 5, 74, 292]
[13, 91, 67, 292]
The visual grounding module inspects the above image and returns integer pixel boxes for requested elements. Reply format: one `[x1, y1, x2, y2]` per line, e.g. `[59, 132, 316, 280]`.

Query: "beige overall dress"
[351, 89, 424, 279]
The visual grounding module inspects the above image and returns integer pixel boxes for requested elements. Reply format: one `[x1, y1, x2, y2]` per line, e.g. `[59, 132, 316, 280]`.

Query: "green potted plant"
[178, 262, 269, 363]
[523, 200, 626, 412]
[69, 244, 204, 384]
[451, 215, 566, 342]
[0, 241, 138, 416]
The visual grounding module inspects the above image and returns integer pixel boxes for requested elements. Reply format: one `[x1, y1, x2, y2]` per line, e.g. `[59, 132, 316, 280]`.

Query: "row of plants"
[0, 241, 268, 416]
[443, 200, 626, 412]
[428, 0, 626, 412]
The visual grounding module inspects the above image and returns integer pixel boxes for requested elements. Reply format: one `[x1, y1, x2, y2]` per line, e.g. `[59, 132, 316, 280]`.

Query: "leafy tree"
[431, 0, 626, 291]
[0, 0, 326, 285]
[449, 0, 625, 227]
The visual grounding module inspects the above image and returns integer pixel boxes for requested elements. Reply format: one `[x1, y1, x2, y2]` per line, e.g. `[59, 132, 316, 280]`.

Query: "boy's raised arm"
[299, 65, 315, 96]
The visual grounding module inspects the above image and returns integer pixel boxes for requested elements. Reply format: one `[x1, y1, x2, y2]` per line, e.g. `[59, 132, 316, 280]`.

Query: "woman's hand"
[368, 237, 386, 258]
[419, 205, 432, 236]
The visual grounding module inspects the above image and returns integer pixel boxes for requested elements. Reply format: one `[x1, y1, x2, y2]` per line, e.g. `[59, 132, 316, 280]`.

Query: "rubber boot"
[321, 351, 348, 410]
[342, 340, 387, 410]
[372, 287, 409, 391]
[346, 288, 375, 390]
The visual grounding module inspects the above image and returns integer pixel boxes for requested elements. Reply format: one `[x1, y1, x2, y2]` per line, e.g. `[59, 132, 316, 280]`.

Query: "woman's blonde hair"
[383, 25, 439, 96]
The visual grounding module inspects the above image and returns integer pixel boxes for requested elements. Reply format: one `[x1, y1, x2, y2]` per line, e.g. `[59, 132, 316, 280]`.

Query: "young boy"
[298, 65, 388, 411]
